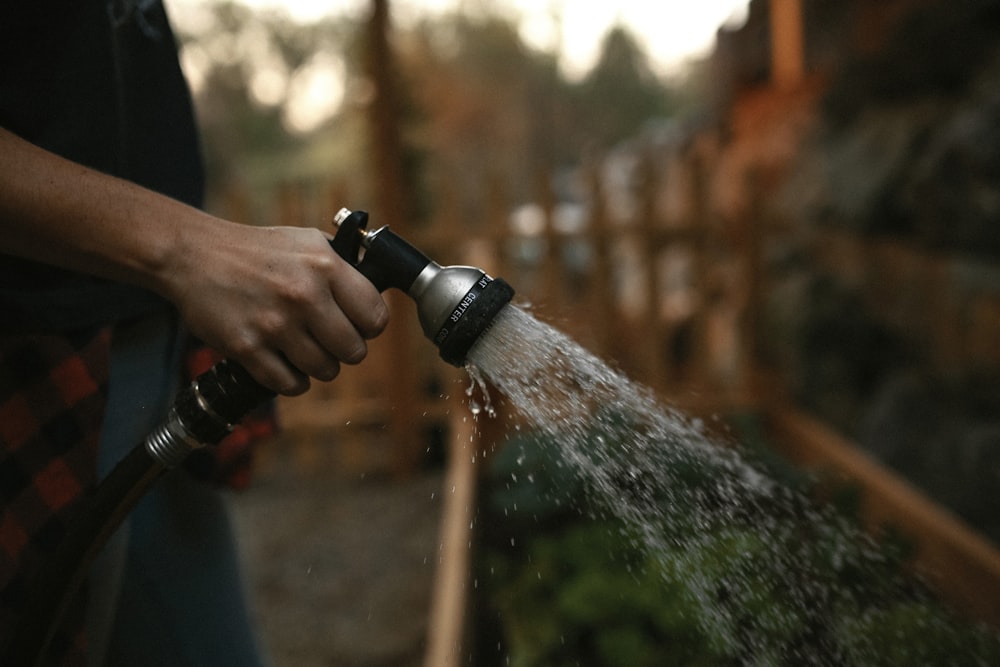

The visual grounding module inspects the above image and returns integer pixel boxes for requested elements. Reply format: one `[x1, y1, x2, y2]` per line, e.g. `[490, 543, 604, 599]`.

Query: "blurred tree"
[573, 26, 678, 151]
[174, 1, 362, 199]
[401, 12, 680, 215]
[401, 12, 567, 213]
[175, 2, 684, 220]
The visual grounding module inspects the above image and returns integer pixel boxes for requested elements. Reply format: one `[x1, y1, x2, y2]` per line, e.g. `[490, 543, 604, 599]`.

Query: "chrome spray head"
[331, 208, 514, 366]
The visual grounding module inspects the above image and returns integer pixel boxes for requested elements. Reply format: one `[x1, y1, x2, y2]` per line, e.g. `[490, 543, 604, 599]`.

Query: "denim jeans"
[87, 310, 266, 666]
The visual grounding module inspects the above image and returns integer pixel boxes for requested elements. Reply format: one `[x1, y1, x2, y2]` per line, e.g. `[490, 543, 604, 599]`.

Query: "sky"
[171, 0, 750, 77]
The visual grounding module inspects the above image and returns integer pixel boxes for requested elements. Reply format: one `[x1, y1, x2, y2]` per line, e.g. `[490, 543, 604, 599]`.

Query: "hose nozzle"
[331, 208, 514, 367]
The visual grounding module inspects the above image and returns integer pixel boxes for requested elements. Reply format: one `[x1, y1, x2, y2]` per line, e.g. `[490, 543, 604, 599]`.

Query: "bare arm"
[0, 127, 388, 395]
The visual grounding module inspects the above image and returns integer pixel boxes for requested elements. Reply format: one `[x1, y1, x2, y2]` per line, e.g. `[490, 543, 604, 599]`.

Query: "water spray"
[8, 209, 514, 666]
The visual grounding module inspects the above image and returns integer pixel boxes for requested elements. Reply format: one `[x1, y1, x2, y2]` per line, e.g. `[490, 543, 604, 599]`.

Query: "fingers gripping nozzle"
[147, 208, 514, 467]
[331, 208, 514, 367]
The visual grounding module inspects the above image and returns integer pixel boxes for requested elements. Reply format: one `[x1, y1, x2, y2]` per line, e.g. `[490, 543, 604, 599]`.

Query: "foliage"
[174, 1, 367, 196]
[401, 12, 565, 209]
[478, 421, 1000, 666]
[174, 2, 689, 219]
[486, 523, 716, 667]
[573, 27, 678, 151]
[402, 14, 688, 211]
[807, 0, 1000, 259]
[822, 0, 1000, 125]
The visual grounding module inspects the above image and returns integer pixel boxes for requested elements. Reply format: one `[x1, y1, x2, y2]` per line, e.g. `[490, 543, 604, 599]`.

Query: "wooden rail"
[766, 406, 1000, 627]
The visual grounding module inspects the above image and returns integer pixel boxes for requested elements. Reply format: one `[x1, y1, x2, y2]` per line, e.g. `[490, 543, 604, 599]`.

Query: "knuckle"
[356, 302, 389, 340]
[227, 330, 260, 358]
[257, 311, 289, 338]
[342, 341, 367, 365]
[367, 305, 389, 337]
[279, 280, 313, 306]
[274, 365, 310, 396]
[318, 362, 341, 382]
[280, 376, 311, 396]
[242, 358, 306, 397]
[314, 250, 339, 273]
[305, 357, 340, 382]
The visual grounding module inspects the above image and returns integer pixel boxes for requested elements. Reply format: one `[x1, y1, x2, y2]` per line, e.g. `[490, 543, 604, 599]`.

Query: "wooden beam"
[769, 0, 805, 89]
[424, 402, 478, 666]
[766, 405, 1000, 628]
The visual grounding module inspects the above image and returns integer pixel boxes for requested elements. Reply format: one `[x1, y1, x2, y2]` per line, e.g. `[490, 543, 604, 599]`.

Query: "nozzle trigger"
[330, 209, 370, 264]
[329, 208, 433, 294]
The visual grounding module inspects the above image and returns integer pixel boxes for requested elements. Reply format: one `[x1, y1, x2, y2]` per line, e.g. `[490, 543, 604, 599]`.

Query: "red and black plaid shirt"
[0, 327, 275, 664]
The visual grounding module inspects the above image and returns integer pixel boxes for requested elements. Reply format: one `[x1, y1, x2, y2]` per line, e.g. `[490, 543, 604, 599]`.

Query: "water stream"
[465, 305, 999, 664]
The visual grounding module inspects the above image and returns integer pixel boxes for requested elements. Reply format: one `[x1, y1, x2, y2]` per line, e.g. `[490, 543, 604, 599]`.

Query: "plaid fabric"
[0, 327, 110, 665]
[0, 328, 276, 664]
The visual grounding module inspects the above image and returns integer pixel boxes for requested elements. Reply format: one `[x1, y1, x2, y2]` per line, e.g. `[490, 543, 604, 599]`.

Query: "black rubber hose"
[5, 359, 275, 666]
[5, 445, 167, 667]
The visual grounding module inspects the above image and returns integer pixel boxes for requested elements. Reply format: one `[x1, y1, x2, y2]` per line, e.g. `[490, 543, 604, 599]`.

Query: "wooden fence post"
[585, 159, 615, 360]
[366, 0, 423, 477]
[628, 152, 657, 391]
[770, 0, 806, 90]
[423, 387, 479, 666]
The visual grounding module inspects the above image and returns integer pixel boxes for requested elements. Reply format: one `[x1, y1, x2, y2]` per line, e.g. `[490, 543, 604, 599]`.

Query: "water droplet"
[464, 364, 496, 418]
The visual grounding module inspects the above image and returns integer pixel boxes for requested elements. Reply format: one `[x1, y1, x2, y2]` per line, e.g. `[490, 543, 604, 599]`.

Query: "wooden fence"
[244, 139, 765, 477]
[215, 136, 1000, 661]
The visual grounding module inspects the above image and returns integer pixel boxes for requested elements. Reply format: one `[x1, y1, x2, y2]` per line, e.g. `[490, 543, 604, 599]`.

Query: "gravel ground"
[229, 443, 445, 667]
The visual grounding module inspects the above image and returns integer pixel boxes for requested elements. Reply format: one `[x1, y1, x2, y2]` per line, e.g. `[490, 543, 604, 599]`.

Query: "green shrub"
[478, 421, 1000, 666]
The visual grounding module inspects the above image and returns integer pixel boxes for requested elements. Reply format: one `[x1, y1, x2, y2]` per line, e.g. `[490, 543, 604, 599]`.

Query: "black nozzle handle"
[144, 359, 276, 469]
[329, 209, 432, 293]
[178, 359, 276, 443]
[329, 209, 369, 265]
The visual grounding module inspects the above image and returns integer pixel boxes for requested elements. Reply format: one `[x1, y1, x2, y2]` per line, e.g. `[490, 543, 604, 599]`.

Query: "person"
[0, 1, 387, 664]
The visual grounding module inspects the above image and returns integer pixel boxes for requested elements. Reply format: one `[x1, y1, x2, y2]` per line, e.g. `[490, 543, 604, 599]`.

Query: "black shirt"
[0, 0, 204, 331]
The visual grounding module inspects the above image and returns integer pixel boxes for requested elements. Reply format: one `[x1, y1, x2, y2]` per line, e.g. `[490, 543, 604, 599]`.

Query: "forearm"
[0, 126, 204, 297]
[0, 126, 388, 394]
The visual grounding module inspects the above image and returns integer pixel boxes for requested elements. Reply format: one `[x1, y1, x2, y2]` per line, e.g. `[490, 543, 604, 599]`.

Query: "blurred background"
[164, 0, 1000, 664]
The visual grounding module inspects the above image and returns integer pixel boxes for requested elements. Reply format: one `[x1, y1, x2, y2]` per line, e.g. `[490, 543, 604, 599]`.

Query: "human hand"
[163, 221, 388, 395]
[0, 128, 385, 393]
